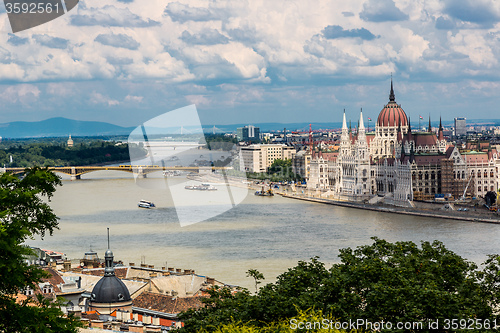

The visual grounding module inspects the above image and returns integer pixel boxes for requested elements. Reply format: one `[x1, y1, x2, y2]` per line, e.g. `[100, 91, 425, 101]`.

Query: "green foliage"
[0, 139, 145, 167]
[203, 134, 237, 151]
[178, 285, 253, 332]
[246, 159, 303, 182]
[0, 167, 82, 333]
[198, 308, 362, 333]
[246, 269, 265, 294]
[321, 238, 492, 330]
[178, 238, 500, 333]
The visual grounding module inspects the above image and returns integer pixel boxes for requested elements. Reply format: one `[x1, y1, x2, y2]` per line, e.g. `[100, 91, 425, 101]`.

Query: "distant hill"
[0, 117, 134, 138]
[0, 117, 498, 139]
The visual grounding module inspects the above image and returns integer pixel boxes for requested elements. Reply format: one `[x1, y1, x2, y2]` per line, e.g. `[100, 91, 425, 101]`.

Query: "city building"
[455, 117, 467, 136]
[305, 80, 495, 203]
[237, 125, 260, 142]
[67, 135, 74, 147]
[239, 144, 295, 173]
[292, 150, 311, 179]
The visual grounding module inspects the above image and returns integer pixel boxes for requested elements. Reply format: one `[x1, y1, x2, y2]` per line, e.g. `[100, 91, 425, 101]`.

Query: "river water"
[28, 170, 500, 291]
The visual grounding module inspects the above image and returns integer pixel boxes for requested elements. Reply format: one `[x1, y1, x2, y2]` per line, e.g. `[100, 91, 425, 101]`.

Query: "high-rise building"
[237, 125, 260, 142]
[454, 117, 467, 136]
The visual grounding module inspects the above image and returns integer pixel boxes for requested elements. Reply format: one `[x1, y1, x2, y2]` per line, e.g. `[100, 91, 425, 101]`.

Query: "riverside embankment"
[281, 192, 500, 224]
[191, 173, 500, 224]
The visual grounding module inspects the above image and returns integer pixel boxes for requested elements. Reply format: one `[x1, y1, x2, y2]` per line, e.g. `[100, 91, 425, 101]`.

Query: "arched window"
[66, 301, 74, 312]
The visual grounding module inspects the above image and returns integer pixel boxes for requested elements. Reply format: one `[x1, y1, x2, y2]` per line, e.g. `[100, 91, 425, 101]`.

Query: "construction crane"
[461, 173, 474, 201]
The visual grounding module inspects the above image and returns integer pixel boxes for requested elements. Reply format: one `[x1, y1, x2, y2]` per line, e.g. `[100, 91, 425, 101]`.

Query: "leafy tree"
[0, 140, 145, 167]
[0, 167, 82, 332]
[246, 269, 264, 294]
[320, 238, 492, 331]
[178, 238, 499, 333]
[178, 286, 252, 332]
[197, 308, 363, 333]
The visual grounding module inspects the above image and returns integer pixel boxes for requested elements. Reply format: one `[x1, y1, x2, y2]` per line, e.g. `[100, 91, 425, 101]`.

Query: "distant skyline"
[0, 0, 500, 128]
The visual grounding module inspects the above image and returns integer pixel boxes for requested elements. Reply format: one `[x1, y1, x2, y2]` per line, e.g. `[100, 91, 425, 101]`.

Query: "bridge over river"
[2, 165, 228, 180]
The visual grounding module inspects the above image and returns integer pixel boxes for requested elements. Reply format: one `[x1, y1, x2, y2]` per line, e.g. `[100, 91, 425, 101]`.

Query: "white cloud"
[124, 95, 143, 103]
[90, 91, 119, 106]
[185, 94, 210, 106]
[0, 0, 499, 124]
[449, 30, 497, 67]
[0, 84, 40, 104]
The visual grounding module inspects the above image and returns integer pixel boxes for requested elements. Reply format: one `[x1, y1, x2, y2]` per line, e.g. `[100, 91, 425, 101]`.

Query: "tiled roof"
[132, 292, 205, 314]
[445, 146, 455, 158]
[320, 152, 338, 161]
[413, 133, 438, 146]
[413, 154, 447, 165]
[463, 152, 488, 163]
[82, 311, 100, 321]
[42, 268, 65, 293]
[84, 267, 128, 279]
[366, 134, 374, 146]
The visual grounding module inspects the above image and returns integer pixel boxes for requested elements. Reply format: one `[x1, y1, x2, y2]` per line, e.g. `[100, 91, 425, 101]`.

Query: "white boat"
[163, 170, 182, 177]
[184, 184, 217, 191]
[138, 200, 156, 208]
[202, 183, 217, 191]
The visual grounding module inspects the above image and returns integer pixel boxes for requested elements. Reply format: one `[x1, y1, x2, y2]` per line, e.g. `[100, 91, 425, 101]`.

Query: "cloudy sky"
[0, 0, 499, 128]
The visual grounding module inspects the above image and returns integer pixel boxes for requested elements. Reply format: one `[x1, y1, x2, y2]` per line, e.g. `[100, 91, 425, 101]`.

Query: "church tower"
[354, 109, 371, 195]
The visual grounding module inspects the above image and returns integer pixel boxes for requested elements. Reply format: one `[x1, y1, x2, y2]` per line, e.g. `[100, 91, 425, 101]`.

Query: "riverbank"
[191, 173, 500, 224]
[281, 193, 500, 224]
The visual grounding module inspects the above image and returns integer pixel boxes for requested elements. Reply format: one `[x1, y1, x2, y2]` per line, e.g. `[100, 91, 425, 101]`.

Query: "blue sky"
[0, 0, 499, 127]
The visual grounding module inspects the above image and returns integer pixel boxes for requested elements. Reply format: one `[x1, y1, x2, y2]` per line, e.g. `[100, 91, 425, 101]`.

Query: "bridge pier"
[70, 167, 81, 181]
[135, 166, 147, 178]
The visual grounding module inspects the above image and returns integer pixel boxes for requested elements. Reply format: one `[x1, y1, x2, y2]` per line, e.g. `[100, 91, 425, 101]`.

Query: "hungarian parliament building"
[303, 81, 499, 204]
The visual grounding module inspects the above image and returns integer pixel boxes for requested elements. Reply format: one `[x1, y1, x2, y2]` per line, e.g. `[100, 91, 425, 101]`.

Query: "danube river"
[30, 171, 500, 291]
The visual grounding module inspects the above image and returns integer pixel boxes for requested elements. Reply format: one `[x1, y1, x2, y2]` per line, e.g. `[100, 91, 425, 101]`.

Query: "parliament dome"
[377, 80, 408, 127]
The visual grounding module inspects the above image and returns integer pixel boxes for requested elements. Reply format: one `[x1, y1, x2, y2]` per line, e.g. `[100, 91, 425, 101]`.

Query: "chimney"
[63, 261, 71, 272]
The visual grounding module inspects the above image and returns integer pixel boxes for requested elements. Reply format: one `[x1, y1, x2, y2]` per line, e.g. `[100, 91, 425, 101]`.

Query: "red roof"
[445, 146, 455, 158]
[84, 267, 128, 279]
[42, 268, 65, 293]
[413, 154, 447, 165]
[412, 133, 438, 147]
[366, 133, 374, 146]
[464, 153, 488, 163]
[132, 292, 205, 314]
[377, 101, 408, 127]
[321, 152, 338, 161]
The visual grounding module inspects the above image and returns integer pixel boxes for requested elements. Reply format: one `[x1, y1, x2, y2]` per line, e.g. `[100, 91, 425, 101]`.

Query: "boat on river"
[255, 188, 274, 196]
[138, 200, 156, 208]
[185, 184, 217, 191]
